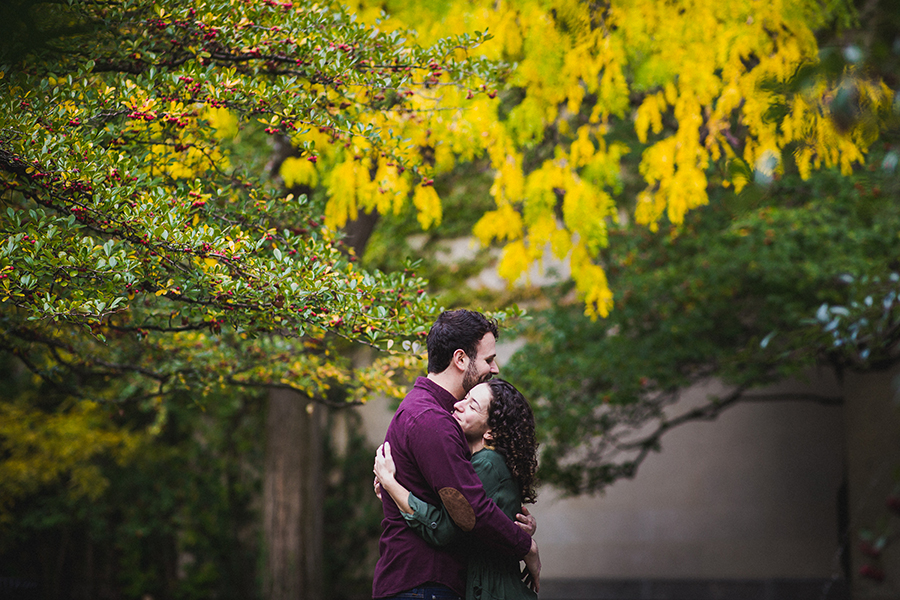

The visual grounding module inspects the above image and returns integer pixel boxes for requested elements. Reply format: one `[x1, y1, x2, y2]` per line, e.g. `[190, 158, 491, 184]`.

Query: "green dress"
[403, 448, 538, 600]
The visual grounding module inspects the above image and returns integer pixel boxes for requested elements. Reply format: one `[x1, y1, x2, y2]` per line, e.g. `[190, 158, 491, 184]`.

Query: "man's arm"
[407, 410, 532, 558]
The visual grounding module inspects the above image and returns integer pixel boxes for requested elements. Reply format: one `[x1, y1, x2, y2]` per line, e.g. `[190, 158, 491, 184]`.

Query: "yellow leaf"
[412, 185, 442, 230]
[497, 241, 529, 284]
[280, 156, 319, 189]
[571, 243, 613, 319]
[473, 204, 523, 245]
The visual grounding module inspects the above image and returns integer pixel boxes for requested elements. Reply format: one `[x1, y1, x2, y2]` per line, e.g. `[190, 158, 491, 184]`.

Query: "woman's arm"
[374, 442, 413, 514]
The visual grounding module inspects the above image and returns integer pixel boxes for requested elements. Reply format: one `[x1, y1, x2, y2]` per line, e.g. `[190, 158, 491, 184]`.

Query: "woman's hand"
[373, 441, 414, 514]
[374, 441, 398, 486]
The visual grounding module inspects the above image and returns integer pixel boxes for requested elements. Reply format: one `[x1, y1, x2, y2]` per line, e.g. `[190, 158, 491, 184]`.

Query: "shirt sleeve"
[406, 409, 532, 558]
[402, 493, 463, 546]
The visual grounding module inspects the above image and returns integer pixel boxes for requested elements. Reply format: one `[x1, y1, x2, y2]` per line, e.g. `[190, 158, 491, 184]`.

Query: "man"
[373, 309, 541, 600]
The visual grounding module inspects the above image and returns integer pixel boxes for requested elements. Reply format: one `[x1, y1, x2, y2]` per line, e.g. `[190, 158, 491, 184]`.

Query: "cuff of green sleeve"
[402, 493, 429, 524]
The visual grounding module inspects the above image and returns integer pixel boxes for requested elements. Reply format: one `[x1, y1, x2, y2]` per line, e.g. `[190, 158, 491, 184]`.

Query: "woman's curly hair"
[485, 379, 538, 504]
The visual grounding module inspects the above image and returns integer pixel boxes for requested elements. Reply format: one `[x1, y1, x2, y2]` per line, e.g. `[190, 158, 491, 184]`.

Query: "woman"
[375, 378, 539, 600]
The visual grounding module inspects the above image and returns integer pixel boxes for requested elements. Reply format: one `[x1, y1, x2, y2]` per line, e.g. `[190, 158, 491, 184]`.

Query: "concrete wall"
[531, 375, 846, 581]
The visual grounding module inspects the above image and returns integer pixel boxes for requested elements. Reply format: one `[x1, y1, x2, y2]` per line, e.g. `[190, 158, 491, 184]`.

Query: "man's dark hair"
[426, 309, 499, 374]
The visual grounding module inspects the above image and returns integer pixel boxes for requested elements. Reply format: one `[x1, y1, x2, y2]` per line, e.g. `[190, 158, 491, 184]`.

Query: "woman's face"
[453, 382, 492, 442]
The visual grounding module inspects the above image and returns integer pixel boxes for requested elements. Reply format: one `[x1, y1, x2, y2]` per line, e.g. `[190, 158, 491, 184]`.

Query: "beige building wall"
[531, 379, 846, 580]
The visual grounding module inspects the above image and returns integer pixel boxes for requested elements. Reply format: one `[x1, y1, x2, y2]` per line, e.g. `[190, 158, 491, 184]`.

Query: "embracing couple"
[372, 309, 542, 600]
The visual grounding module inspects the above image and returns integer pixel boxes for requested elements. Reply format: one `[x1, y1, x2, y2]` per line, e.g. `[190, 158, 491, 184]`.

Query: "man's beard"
[462, 360, 491, 392]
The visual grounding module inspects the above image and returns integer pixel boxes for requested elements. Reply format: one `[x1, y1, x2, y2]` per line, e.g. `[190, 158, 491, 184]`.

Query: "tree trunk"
[343, 209, 380, 258]
[264, 389, 324, 600]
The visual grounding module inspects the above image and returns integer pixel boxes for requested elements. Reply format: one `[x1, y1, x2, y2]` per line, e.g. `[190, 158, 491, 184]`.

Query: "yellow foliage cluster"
[295, 1, 892, 319]
[0, 399, 142, 518]
[276, 84, 479, 233]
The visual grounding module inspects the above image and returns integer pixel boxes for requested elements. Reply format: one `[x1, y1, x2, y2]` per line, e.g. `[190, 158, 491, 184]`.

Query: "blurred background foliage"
[2, 0, 900, 598]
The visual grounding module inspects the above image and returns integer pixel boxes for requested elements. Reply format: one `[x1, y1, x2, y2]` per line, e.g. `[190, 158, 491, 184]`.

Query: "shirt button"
[430, 522, 438, 529]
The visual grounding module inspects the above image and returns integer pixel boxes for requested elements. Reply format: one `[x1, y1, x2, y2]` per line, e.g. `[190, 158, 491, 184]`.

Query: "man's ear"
[451, 348, 469, 372]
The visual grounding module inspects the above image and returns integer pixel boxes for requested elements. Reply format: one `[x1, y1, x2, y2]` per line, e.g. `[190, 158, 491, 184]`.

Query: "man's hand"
[522, 537, 541, 593]
[515, 505, 536, 536]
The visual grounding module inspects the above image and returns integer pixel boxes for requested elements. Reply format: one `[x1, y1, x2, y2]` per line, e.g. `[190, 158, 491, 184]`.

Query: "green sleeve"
[401, 492, 463, 546]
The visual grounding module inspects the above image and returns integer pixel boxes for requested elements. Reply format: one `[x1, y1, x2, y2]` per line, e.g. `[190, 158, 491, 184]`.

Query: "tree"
[503, 158, 900, 493]
[0, 354, 266, 599]
[0, 0, 507, 399]
[0, 0, 504, 597]
[322, 0, 896, 318]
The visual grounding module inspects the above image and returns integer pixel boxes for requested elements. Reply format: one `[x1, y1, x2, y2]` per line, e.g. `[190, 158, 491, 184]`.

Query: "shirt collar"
[413, 376, 458, 413]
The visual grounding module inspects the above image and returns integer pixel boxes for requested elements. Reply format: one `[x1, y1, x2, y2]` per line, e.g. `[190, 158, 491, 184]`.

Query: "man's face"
[461, 333, 499, 393]
[453, 382, 492, 442]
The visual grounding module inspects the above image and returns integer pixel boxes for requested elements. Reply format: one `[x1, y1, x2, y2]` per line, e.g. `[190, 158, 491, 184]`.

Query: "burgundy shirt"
[372, 377, 532, 598]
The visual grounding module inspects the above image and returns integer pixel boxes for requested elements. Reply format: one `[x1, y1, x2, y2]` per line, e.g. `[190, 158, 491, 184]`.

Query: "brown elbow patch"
[439, 487, 476, 532]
